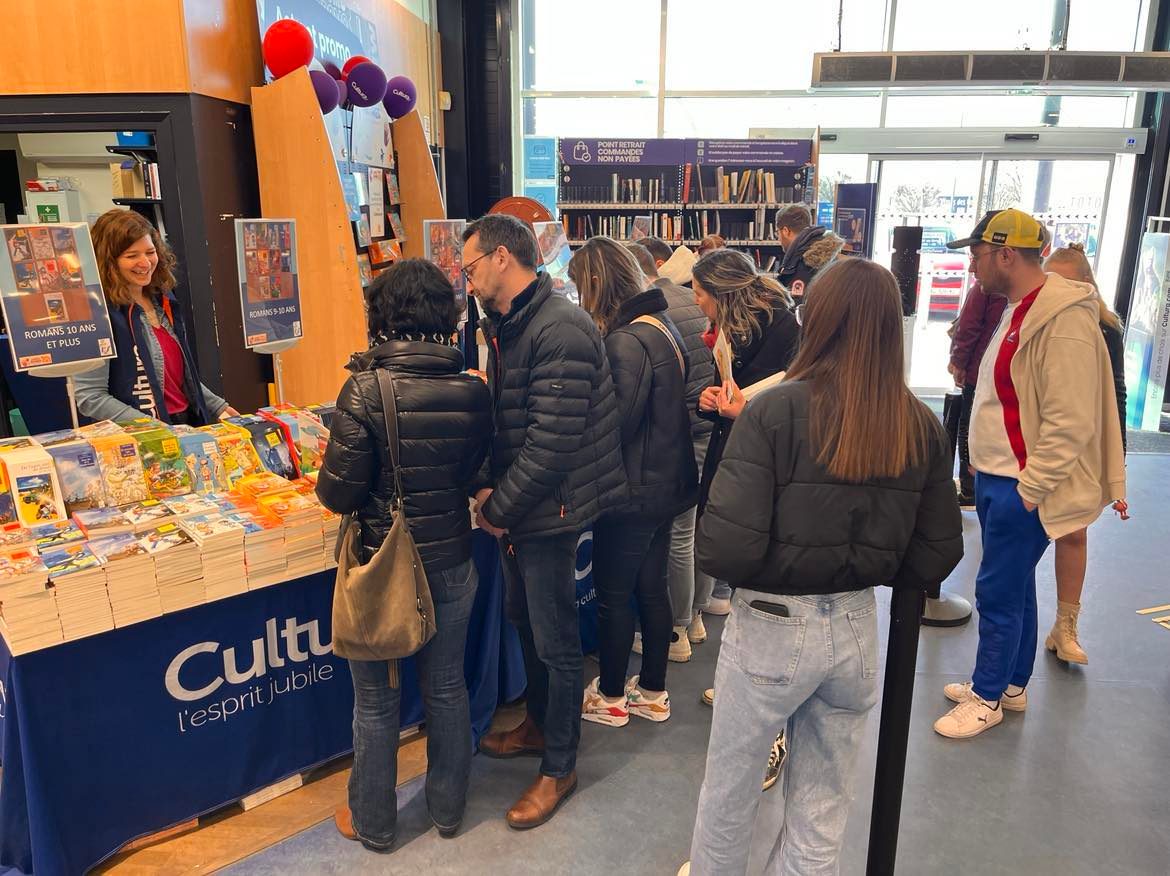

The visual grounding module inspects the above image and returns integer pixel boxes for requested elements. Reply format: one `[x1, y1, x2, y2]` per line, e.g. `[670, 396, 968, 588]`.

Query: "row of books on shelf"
[0, 474, 342, 654]
[687, 208, 783, 243]
[0, 405, 334, 528]
[562, 213, 683, 244]
[684, 164, 800, 205]
[559, 175, 682, 205]
[109, 160, 162, 201]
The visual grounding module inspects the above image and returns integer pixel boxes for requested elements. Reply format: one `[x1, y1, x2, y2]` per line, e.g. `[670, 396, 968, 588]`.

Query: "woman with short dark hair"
[316, 258, 492, 851]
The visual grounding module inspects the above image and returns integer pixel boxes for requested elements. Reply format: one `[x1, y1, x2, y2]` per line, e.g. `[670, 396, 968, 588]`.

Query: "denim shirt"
[74, 297, 228, 423]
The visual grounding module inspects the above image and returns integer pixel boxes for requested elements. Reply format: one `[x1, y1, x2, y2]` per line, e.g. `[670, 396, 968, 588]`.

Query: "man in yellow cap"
[933, 209, 1125, 739]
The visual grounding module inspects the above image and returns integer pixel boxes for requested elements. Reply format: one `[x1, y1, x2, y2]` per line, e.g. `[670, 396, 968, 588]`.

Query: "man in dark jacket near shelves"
[776, 204, 845, 299]
[461, 214, 627, 830]
[627, 240, 717, 658]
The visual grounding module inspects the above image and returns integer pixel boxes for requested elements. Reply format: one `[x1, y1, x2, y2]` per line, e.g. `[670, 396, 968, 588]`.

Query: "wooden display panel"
[392, 110, 446, 259]
[251, 69, 365, 406]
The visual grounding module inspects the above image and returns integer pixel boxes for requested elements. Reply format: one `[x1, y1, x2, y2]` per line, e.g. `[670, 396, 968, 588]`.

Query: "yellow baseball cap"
[946, 208, 1050, 250]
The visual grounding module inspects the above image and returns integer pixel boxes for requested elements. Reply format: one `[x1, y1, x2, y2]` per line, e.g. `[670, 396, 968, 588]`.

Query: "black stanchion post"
[866, 587, 925, 876]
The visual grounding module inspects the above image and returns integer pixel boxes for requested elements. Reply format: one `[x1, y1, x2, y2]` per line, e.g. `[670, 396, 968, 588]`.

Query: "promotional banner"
[835, 183, 879, 259]
[234, 219, 303, 348]
[0, 223, 116, 371]
[559, 138, 686, 167]
[523, 136, 558, 216]
[1123, 232, 1170, 430]
[685, 138, 814, 167]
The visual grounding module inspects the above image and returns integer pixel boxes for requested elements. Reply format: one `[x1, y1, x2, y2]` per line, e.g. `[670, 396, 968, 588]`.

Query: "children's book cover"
[44, 441, 107, 514]
[89, 433, 150, 506]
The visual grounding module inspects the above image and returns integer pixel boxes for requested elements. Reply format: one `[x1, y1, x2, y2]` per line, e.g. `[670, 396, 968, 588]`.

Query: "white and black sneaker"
[934, 694, 1003, 738]
[944, 680, 1027, 712]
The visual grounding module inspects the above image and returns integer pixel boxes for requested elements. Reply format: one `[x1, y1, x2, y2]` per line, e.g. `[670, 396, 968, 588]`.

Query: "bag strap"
[374, 369, 406, 512]
[633, 315, 686, 378]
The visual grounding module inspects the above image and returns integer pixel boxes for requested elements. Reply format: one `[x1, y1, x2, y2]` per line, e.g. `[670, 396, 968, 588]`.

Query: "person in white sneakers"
[935, 210, 1126, 740]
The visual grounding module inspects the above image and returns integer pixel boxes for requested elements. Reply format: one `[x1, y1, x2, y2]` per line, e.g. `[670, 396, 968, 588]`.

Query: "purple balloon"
[335, 78, 347, 106]
[322, 60, 343, 80]
[309, 69, 340, 113]
[382, 75, 417, 119]
[346, 61, 387, 108]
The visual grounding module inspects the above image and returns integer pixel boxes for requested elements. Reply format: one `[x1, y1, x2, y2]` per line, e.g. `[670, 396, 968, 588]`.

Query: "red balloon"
[342, 55, 372, 78]
[263, 19, 314, 78]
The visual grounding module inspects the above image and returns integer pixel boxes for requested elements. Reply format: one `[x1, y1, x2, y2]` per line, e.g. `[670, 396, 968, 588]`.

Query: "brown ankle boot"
[479, 714, 545, 759]
[505, 771, 577, 829]
[1045, 601, 1088, 664]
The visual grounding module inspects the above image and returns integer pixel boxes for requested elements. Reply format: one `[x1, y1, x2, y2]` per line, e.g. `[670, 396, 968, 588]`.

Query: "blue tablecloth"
[0, 531, 547, 875]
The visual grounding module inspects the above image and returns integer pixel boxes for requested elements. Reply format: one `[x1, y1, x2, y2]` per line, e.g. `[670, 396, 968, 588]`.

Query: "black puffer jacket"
[604, 289, 699, 520]
[315, 340, 492, 570]
[478, 273, 627, 539]
[698, 380, 963, 595]
[777, 226, 845, 299]
[654, 277, 716, 443]
[698, 302, 801, 513]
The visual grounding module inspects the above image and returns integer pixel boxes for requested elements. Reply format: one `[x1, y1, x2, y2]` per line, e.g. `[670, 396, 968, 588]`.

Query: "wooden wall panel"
[0, 0, 189, 95]
[393, 110, 446, 258]
[251, 70, 366, 405]
[182, 0, 264, 106]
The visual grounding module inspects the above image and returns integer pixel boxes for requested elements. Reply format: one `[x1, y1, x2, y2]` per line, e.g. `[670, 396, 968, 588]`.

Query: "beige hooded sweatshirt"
[973, 272, 1126, 540]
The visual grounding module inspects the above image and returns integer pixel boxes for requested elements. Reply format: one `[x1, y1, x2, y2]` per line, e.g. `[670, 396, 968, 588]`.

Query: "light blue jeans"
[668, 436, 715, 626]
[690, 588, 879, 876]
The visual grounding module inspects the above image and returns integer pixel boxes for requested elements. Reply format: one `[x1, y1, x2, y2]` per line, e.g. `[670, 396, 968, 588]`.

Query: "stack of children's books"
[139, 522, 204, 612]
[179, 513, 247, 601]
[88, 533, 163, 626]
[122, 419, 194, 499]
[41, 541, 114, 641]
[259, 490, 324, 578]
[229, 508, 287, 589]
[0, 548, 62, 653]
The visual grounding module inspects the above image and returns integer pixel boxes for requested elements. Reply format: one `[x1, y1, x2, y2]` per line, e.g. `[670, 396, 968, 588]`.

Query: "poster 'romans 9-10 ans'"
[234, 219, 303, 349]
[0, 223, 117, 371]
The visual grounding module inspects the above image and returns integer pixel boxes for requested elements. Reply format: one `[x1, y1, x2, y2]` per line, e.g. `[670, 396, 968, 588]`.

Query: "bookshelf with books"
[557, 138, 686, 245]
[680, 138, 816, 273]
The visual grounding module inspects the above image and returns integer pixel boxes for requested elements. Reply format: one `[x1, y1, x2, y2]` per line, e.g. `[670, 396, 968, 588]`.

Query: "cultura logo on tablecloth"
[165, 616, 336, 733]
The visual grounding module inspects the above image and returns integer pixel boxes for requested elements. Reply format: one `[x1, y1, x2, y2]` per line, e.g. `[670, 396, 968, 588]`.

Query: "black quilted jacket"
[654, 277, 716, 443]
[315, 340, 492, 570]
[604, 289, 698, 520]
[697, 380, 963, 595]
[477, 273, 627, 539]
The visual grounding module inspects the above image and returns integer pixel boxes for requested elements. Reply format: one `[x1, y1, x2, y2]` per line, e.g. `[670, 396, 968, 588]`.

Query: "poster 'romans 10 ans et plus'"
[0, 223, 117, 371]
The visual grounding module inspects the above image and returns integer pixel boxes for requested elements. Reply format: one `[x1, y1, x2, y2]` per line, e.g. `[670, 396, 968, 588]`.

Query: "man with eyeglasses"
[461, 214, 627, 826]
[934, 209, 1125, 739]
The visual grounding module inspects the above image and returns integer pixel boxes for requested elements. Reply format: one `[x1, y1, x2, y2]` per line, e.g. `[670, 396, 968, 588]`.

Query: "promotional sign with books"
[0, 223, 117, 371]
[234, 219, 303, 349]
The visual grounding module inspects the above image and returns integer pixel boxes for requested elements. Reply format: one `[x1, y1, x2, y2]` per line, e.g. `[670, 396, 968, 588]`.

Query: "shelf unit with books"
[680, 138, 816, 271]
[557, 139, 686, 244]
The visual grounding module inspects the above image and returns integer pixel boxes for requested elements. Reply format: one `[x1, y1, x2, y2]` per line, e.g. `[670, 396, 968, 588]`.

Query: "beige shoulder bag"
[331, 368, 436, 687]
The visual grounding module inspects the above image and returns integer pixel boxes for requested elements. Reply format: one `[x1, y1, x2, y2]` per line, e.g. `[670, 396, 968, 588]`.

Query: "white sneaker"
[934, 694, 1004, 739]
[688, 612, 707, 644]
[582, 676, 629, 727]
[944, 681, 1028, 712]
[677, 863, 691, 876]
[705, 597, 732, 616]
[625, 675, 671, 722]
[633, 630, 692, 662]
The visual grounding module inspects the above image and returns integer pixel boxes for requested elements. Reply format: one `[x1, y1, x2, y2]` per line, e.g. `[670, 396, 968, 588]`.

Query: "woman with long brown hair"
[568, 237, 697, 727]
[684, 258, 963, 874]
[1040, 244, 1127, 665]
[74, 209, 236, 425]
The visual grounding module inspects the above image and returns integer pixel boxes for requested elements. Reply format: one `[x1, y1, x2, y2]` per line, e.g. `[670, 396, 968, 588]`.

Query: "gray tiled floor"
[225, 455, 1170, 875]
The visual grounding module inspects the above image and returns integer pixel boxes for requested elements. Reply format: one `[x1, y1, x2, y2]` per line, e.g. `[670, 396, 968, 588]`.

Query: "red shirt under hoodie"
[969, 285, 1042, 476]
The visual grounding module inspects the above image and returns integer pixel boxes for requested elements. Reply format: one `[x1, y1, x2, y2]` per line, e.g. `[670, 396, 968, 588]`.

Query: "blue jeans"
[972, 472, 1052, 702]
[347, 559, 478, 849]
[500, 532, 582, 778]
[668, 436, 715, 626]
[690, 588, 879, 876]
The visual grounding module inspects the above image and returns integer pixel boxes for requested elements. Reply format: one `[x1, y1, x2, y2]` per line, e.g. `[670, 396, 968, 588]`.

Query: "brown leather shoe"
[505, 771, 577, 830]
[334, 806, 357, 840]
[479, 715, 545, 759]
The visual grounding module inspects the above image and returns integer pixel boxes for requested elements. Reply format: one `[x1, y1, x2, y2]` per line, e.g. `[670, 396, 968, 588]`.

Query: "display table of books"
[0, 412, 527, 876]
